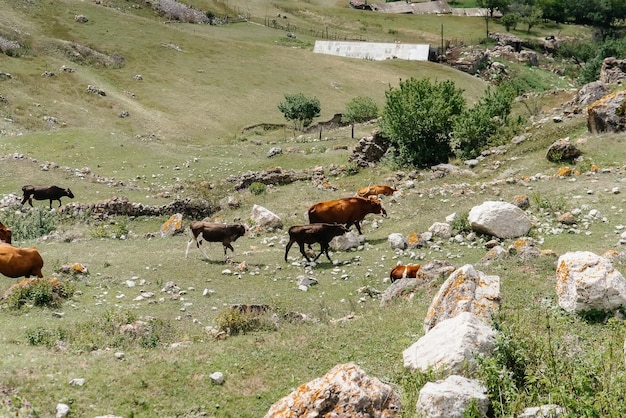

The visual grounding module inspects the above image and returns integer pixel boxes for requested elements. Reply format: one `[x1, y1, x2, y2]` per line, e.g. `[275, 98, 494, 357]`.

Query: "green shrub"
[2, 277, 75, 310]
[249, 182, 267, 195]
[214, 306, 276, 336]
[1, 208, 58, 240]
[451, 211, 471, 234]
[381, 77, 465, 167]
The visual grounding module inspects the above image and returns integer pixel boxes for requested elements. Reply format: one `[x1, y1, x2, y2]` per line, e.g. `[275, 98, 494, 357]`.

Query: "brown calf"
[357, 185, 397, 198]
[285, 223, 349, 263]
[185, 221, 246, 260]
[389, 264, 421, 283]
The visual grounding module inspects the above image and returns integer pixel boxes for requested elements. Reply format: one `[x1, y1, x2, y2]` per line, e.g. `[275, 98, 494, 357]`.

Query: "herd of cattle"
[0, 183, 420, 283]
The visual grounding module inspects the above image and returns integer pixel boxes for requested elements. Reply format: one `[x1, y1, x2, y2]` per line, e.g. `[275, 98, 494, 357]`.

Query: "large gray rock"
[330, 230, 362, 251]
[251, 204, 282, 230]
[587, 90, 626, 134]
[424, 264, 501, 332]
[264, 363, 401, 417]
[403, 312, 497, 375]
[599, 57, 626, 85]
[517, 404, 566, 417]
[555, 251, 626, 313]
[468, 201, 531, 239]
[546, 137, 581, 162]
[416, 375, 490, 418]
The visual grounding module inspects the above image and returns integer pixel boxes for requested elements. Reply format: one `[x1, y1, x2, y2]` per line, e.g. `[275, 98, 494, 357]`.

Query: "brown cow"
[307, 197, 387, 235]
[21, 185, 74, 209]
[389, 264, 421, 283]
[285, 223, 349, 263]
[0, 243, 44, 278]
[357, 185, 397, 198]
[185, 221, 246, 260]
[0, 221, 11, 244]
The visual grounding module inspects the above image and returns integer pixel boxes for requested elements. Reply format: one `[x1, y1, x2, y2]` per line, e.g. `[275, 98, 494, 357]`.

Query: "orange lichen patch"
[590, 164, 600, 173]
[406, 232, 423, 248]
[556, 166, 572, 177]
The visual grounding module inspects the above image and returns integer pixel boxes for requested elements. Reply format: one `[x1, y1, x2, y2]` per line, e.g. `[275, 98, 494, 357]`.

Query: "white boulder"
[555, 251, 626, 313]
[251, 204, 282, 230]
[468, 201, 531, 238]
[416, 375, 490, 418]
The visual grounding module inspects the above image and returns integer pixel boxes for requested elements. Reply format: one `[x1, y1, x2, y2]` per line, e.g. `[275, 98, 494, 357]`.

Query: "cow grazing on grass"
[357, 185, 397, 198]
[285, 223, 349, 263]
[389, 264, 421, 283]
[21, 185, 74, 209]
[307, 197, 387, 235]
[0, 243, 44, 278]
[185, 221, 246, 260]
[0, 221, 11, 244]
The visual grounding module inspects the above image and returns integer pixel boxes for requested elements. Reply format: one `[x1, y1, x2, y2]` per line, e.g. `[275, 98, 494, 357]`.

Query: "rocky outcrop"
[264, 363, 401, 417]
[587, 91, 626, 134]
[423, 264, 501, 332]
[349, 130, 390, 167]
[599, 57, 626, 85]
[60, 197, 216, 220]
[403, 312, 497, 375]
[555, 251, 626, 314]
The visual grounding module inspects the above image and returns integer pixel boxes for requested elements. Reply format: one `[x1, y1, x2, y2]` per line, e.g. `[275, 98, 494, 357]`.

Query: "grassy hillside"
[1, 0, 625, 417]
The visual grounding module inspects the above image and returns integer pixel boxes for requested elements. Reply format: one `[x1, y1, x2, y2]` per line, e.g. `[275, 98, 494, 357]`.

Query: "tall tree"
[278, 93, 321, 133]
[380, 78, 465, 168]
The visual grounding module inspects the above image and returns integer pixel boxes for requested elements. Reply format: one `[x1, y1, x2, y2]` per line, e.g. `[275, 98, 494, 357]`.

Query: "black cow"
[21, 185, 74, 209]
[284, 223, 349, 263]
[185, 221, 246, 260]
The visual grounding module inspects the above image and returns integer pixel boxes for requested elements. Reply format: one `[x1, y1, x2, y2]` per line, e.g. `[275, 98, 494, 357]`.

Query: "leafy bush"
[451, 84, 515, 159]
[381, 77, 465, 167]
[249, 182, 267, 195]
[2, 278, 75, 310]
[278, 93, 321, 132]
[214, 306, 276, 336]
[1, 208, 58, 240]
[342, 96, 379, 125]
[451, 211, 471, 234]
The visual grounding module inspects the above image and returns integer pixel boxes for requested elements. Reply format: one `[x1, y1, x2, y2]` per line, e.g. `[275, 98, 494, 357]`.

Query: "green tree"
[451, 84, 515, 160]
[342, 96, 379, 138]
[500, 13, 520, 31]
[380, 78, 465, 168]
[278, 93, 321, 132]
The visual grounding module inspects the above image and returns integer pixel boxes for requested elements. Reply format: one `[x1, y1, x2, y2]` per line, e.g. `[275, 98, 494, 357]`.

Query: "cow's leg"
[223, 243, 235, 258]
[49, 200, 54, 209]
[57, 199, 62, 207]
[298, 242, 311, 262]
[185, 236, 196, 258]
[285, 239, 295, 262]
[196, 238, 211, 260]
[354, 221, 363, 235]
[317, 242, 332, 262]
[20, 193, 29, 206]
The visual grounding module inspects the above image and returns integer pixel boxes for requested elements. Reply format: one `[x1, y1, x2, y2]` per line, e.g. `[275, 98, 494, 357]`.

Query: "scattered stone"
[209, 371, 225, 385]
[469, 201, 531, 239]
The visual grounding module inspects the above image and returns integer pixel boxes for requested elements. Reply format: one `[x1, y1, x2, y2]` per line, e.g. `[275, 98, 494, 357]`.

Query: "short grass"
[1, 0, 625, 417]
